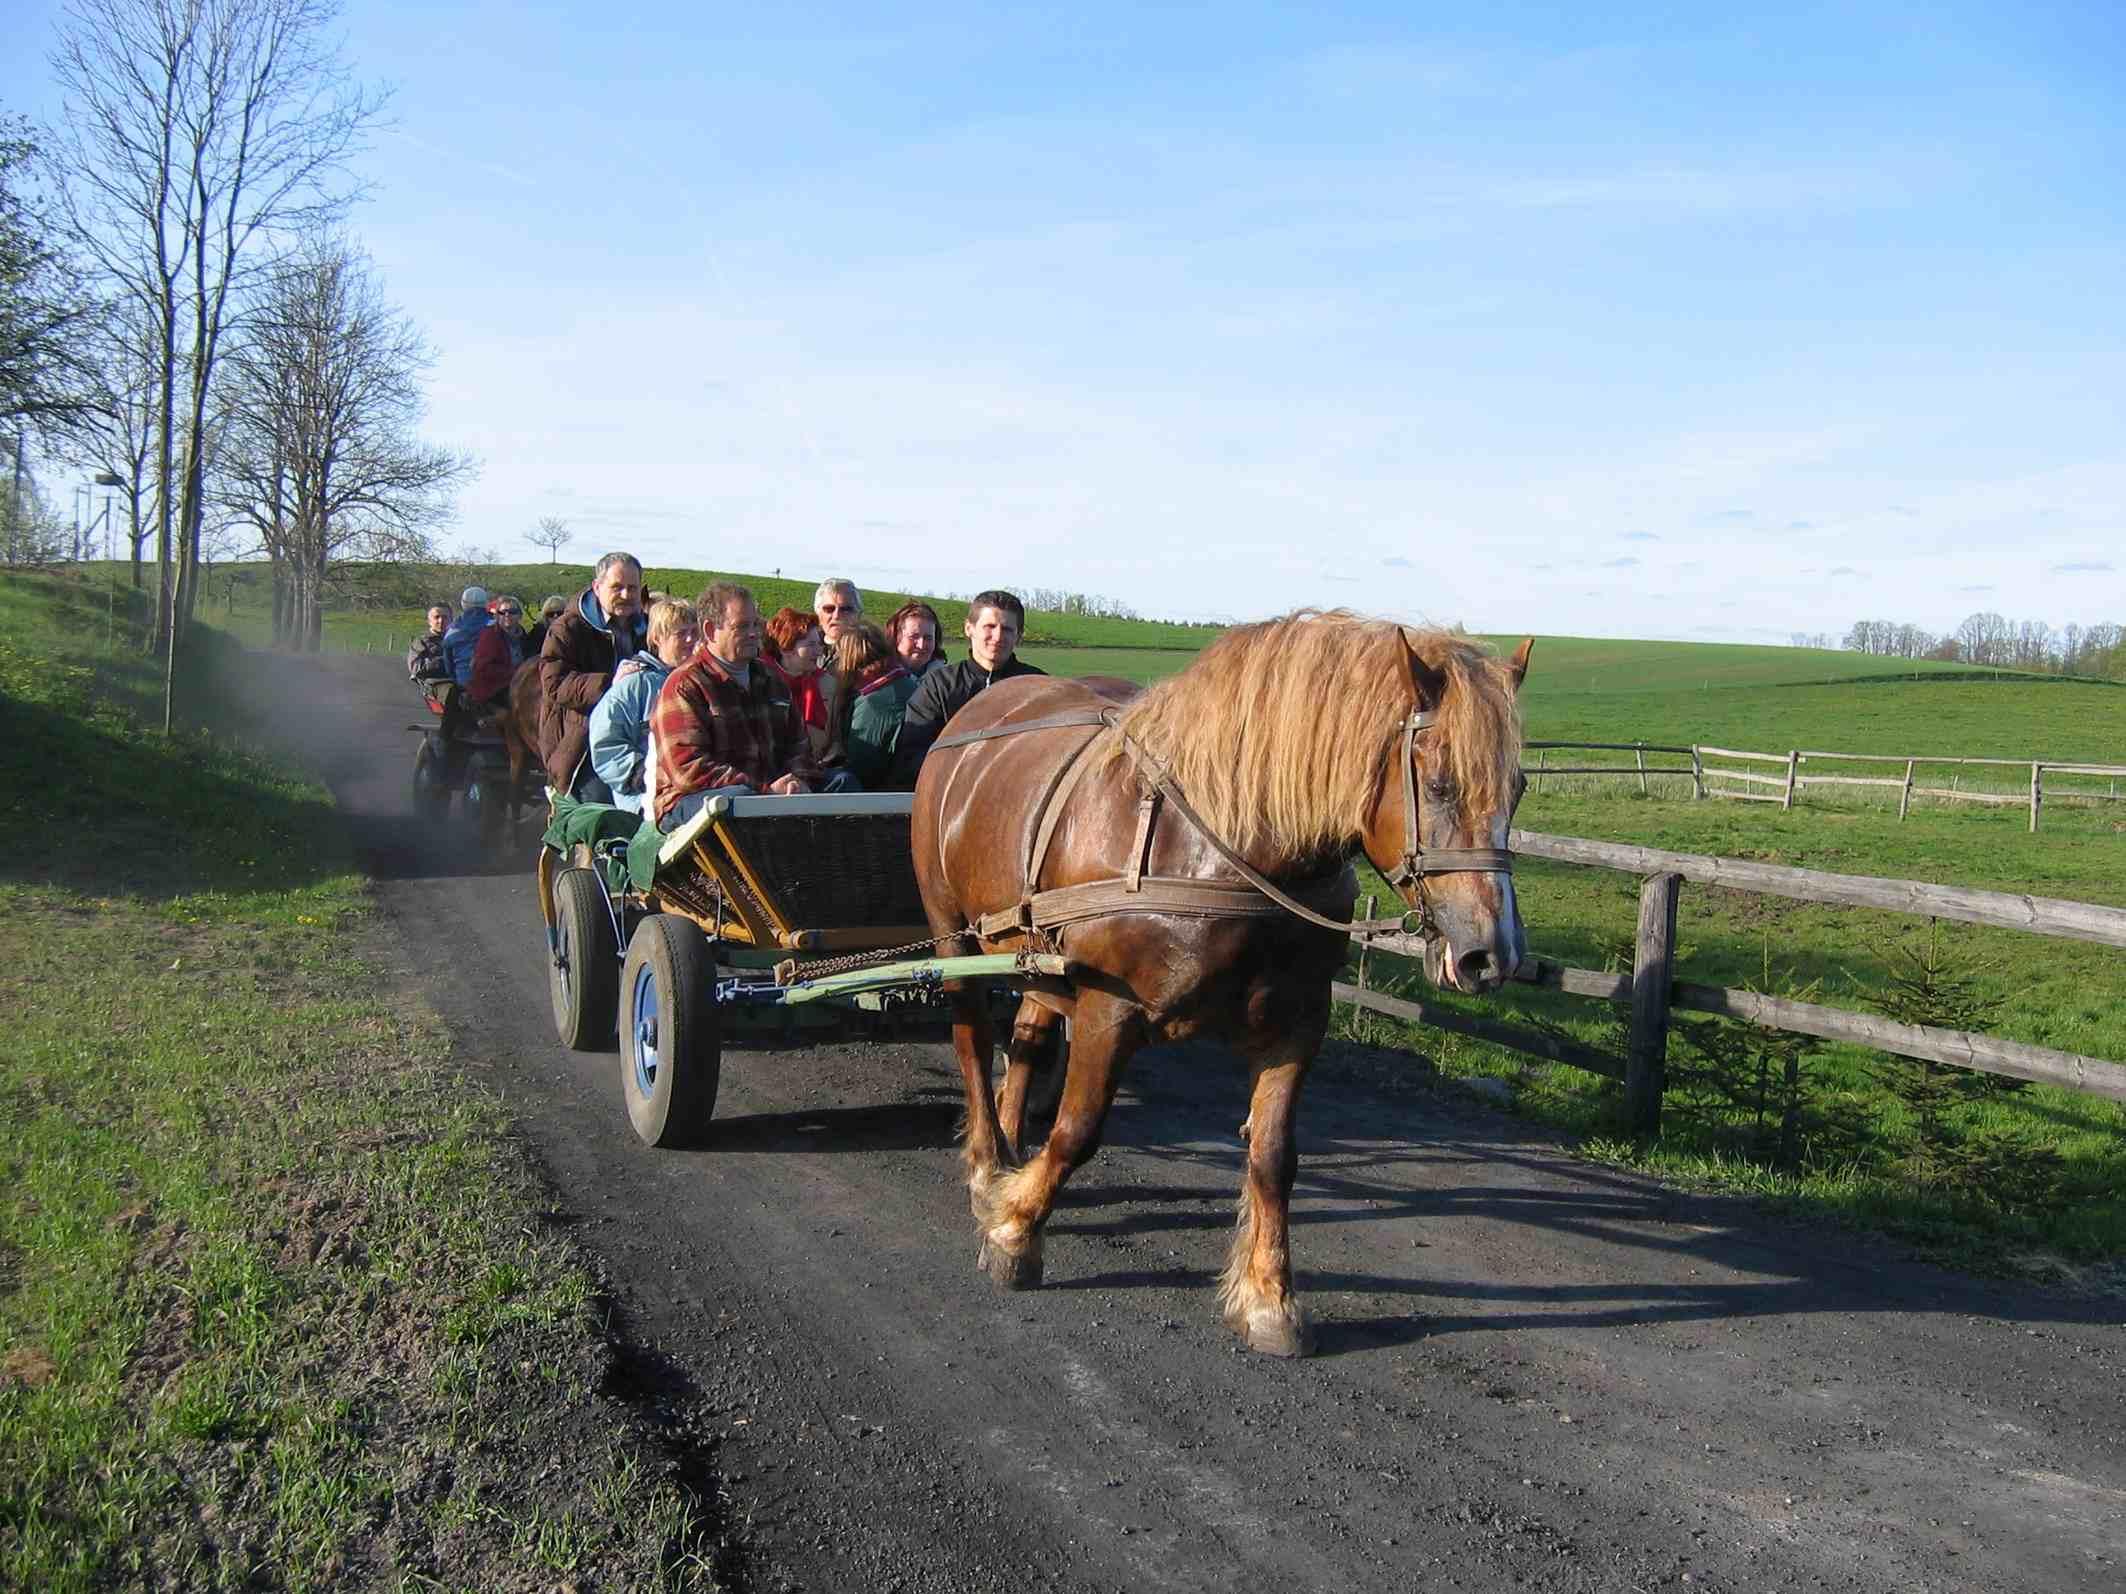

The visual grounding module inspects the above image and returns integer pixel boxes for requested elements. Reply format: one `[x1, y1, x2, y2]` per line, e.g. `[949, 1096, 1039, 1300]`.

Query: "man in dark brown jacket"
[538, 552, 648, 799]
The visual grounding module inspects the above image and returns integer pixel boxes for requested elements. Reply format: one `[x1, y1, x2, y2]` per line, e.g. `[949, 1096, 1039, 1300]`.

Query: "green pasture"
[0, 570, 719, 1590]
[182, 558, 1221, 655]
[1349, 774, 2126, 1266]
[1481, 632, 1991, 694]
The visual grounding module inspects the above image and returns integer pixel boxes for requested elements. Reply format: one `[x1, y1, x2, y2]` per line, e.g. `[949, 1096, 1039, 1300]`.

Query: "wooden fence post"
[1690, 746, 1704, 801]
[1782, 751, 1799, 810]
[1626, 872, 1682, 1133]
[2030, 763, 2042, 833]
[1352, 894, 1375, 1041]
[1634, 742, 1648, 796]
[1534, 748, 1548, 793]
[1898, 758, 1915, 821]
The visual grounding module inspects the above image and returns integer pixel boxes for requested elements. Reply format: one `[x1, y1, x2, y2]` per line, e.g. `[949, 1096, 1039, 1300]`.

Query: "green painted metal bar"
[775, 953, 1054, 1006]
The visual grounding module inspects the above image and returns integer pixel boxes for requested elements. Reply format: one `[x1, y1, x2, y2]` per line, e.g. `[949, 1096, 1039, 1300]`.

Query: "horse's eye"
[1427, 777, 1455, 803]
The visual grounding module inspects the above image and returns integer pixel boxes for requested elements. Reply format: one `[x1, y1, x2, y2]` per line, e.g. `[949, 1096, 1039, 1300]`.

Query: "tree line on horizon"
[1840, 614, 2126, 679]
[0, 0, 471, 711]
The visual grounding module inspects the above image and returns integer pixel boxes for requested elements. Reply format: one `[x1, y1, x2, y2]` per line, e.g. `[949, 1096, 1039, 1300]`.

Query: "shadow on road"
[691, 1092, 966, 1155]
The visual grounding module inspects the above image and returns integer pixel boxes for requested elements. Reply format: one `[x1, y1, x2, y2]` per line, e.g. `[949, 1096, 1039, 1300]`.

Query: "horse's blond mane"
[1108, 610, 1523, 860]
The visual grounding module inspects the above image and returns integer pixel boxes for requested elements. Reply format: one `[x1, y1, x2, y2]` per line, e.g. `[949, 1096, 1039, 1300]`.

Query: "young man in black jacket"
[891, 589, 1045, 786]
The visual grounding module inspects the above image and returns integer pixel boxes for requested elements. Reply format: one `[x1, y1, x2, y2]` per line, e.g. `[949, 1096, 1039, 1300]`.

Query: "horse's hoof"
[1240, 1306, 1313, 1358]
[977, 1237, 1043, 1290]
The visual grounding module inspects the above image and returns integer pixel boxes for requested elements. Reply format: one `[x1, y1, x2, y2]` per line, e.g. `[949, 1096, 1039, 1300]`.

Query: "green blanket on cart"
[541, 797, 663, 895]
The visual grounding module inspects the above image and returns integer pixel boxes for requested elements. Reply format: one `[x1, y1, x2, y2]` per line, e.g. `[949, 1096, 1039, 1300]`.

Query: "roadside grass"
[0, 569, 724, 1591]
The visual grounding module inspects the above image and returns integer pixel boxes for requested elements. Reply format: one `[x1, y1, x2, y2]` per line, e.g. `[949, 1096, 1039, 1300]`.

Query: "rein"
[930, 699, 1515, 942]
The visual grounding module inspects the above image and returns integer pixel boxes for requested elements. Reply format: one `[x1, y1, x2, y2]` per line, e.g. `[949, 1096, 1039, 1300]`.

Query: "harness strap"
[1125, 789, 1161, 892]
[975, 872, 1354, 941]
[1024, 724, 1112, 893]
[931, 707, 1116, 752]
[1115, 734, 1408, 936]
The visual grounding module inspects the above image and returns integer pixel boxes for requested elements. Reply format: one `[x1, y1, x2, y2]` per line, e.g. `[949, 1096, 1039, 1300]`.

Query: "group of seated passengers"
[421, 550, 1044, 825]
[409, 588, 568, 705]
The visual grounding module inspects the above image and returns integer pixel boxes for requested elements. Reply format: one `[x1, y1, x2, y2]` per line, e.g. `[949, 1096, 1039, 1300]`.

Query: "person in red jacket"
[651, 582, 859, 831]
[466, 596, 528, 708]
[761, 604, 829, 759]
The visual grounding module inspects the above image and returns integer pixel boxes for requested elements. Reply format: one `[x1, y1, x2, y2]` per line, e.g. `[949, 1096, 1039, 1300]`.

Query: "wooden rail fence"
[1526, 740, 2126, 831]
[1334, 829, 2126, 1132]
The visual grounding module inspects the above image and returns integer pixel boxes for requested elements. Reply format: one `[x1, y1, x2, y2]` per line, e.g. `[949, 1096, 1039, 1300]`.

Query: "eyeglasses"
[819, 603, 855, 613]
[496, 607, 522, 616]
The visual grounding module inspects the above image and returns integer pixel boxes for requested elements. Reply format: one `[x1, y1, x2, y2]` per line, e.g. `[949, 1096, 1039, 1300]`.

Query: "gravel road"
[252, 651, 2124, 1594]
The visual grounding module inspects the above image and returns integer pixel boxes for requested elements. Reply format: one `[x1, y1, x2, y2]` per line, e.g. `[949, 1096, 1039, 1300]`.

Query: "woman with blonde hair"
[588, 596, 699, 815]
[835, 620, 919, 788]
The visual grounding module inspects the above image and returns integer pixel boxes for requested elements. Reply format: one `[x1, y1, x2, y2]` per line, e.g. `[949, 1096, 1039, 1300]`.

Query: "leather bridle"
[1377, 706, 1516, 934]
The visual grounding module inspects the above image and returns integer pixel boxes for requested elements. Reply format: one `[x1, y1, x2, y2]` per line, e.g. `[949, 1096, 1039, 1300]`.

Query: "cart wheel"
[550, 868, 619, 1050]
[620, 914, 721, 1148]
[412, 738, 451, 818]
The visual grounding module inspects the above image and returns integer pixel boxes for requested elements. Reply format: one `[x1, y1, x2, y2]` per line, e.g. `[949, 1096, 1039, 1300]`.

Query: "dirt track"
[251, 651, 2124, 1593]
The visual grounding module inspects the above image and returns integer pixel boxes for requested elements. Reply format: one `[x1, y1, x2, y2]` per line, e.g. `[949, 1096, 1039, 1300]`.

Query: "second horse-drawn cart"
[537, 791, 1065, 1147]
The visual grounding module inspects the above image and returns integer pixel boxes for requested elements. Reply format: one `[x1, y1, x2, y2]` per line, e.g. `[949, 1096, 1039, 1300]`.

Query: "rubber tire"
[550, 868, 619, 1050]
[620, 914, 721, 1148]
[412, 737, 451, 819]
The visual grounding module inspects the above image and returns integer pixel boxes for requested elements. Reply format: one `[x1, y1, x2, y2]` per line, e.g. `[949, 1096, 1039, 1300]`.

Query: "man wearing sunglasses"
[812, 578, 864, 764]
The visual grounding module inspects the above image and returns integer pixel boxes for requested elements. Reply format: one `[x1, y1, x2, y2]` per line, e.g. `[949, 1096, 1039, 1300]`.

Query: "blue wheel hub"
[632, 962, 661, 1095]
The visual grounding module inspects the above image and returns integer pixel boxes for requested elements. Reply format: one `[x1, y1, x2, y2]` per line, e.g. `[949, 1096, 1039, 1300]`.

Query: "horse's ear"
[1508, 637, 1534, 692]
[1400, 629, 1447, 709]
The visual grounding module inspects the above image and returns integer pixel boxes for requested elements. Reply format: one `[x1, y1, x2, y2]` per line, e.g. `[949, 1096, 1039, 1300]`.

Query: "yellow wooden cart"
[536, 792, 1063, 1148]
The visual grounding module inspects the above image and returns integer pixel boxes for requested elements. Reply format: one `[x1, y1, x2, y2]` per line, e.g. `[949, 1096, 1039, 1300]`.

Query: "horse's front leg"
[1221, 1004, 1329, 1357]
[975, 986, 1144, 1290]
[996, 995, 1063, 1158]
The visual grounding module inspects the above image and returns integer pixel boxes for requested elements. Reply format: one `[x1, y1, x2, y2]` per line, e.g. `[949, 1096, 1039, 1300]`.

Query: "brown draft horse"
[497, 656, 547, 836]
[912, 612, 1531, 1356]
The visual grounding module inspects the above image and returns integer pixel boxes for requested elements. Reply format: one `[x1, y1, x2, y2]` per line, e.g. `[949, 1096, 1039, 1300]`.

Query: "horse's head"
[1360, 634, 1532, 994]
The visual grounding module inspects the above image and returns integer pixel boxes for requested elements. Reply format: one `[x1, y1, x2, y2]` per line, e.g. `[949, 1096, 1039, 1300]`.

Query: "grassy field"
[0, 570, 725, 1590]
[1347, 682, 2126, 1271]
[188, 559, 1223, 657]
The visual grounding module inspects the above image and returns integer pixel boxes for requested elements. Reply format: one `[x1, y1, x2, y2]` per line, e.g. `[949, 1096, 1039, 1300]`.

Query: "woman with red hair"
[762, 604, 831, 760]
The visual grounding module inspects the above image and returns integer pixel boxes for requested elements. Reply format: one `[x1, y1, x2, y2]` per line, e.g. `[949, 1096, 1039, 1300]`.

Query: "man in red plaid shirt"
[652, 581, 854, 832]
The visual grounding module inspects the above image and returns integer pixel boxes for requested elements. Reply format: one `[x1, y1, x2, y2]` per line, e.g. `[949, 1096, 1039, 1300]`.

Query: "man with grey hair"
[812, 578, 863, 754]
[813, 578, 862, 643]
[538, 551, 649, 798]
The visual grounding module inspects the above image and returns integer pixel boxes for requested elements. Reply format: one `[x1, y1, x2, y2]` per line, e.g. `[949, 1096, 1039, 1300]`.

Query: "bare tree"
[49, 0, 384, 709]
[58, 293, 161, 583]
[1, 115, 97, 435]
[217, 237, 470, 650]
[525, 513, 570, 563]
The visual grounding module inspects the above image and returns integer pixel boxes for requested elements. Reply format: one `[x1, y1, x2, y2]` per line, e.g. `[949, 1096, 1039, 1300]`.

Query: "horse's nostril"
[1456, 947, 1497, 987]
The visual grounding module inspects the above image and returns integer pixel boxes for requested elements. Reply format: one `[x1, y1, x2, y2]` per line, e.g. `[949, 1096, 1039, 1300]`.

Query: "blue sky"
[10, 2, 2123, 639]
